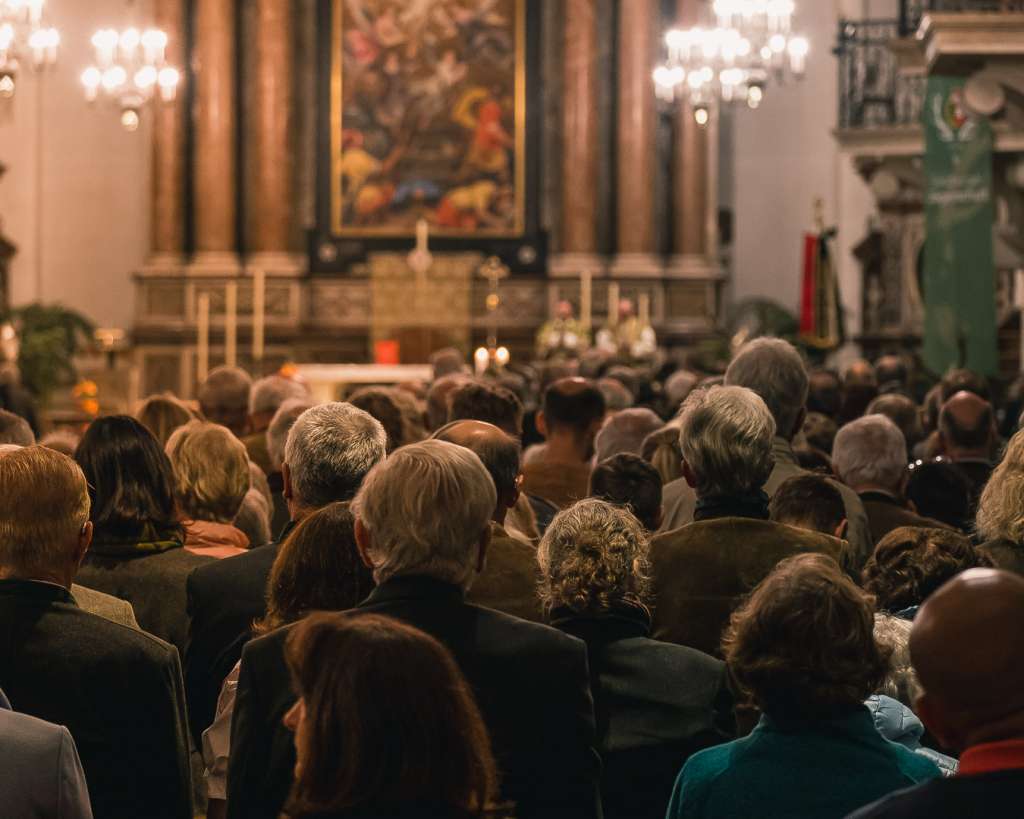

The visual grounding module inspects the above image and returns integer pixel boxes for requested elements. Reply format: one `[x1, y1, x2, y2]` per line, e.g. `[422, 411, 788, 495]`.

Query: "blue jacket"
[666, 705, 941, 819]
[865, 695, 958, 776]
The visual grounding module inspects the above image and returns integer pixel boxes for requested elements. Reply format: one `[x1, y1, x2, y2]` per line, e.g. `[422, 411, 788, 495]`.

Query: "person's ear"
[682, 460, 698, 489]
[833, 518, 848, 541]
[282, 463, 293, 501]
[476, 524, 492, 574]
[507, 473, 523, 510]
[353, 518, 375, 570]
[74, 521, 93, 568]
[536, 411, 548, 439]
[915, 694, 960, 753]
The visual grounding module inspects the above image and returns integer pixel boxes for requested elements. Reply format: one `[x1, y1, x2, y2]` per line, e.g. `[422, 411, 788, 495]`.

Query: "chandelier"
[0, 0, 59, 99]
[81, 18, 179, 131]
[654, 0, 809, 123]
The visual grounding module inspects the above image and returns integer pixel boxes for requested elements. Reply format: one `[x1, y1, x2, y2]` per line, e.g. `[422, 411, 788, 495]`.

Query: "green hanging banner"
[923, 76, 998, 376]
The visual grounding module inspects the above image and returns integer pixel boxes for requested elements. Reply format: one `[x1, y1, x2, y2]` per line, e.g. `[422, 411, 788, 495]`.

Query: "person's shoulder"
[190, 542, 279, 587]
[627, 635, 724, 676]
[889, 741, 943, 782]
[71, 583, 138, 627]
[845, 779, 945, 819]
[0, 705, 69, 751]
[472, 603, 588, 656]
[679, 739, 735, 784]
[56, 603, 178, 663]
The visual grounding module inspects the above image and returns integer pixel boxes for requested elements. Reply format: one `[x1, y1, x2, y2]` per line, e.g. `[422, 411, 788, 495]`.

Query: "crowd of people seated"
[1, 340, 1023, 819]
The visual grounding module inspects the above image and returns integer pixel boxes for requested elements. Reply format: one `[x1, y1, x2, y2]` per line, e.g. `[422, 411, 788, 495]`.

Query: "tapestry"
[922, 76, 998, 376]
[330, 0, 526, 238]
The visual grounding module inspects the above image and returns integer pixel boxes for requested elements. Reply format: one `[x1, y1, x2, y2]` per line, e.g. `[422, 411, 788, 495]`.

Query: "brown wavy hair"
[723, 553, 890, 718]
[253, 502, 374, 635]
[862, 526, 992, 613]
[284, 612, 498, 818]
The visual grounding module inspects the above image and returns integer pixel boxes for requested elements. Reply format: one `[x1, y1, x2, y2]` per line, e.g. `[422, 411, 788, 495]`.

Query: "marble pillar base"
[665, 254, 723, 280]
[548, 252, 607, 278]
[609, 253, 664, 279]
[246, 251, 306, 277]
[142, 252, 187, 275]
[187, 252, 243, 276]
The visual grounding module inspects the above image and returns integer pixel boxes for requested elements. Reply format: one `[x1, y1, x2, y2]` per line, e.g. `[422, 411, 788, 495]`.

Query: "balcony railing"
[836, 20, 926, 130]
[901, 1, 1024, 35]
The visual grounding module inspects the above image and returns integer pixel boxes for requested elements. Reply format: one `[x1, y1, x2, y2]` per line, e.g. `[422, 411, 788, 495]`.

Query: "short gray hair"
[249, 375, 310, 416]
[267, 399, 315, 473]
[0, 410, 34, 447]
[594, 408, 663, 463]
[678, 386, 776, 496]
[198, 366, 252, 413]
[284, 403, 387, 509]
[725, 337, 809, 439]
[538, 498, 650, 615]
[832, 414, 907, 493]
[351, 440, 496, 588]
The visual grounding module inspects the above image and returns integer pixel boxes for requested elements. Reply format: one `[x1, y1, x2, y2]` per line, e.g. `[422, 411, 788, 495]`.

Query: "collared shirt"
[959, 739, 1024, 776]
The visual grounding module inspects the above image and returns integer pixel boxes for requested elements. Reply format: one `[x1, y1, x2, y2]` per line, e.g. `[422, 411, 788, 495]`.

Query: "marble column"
[149, 0, 186, 268]
[551, 0, 603, 278]
[192, 0, 238, 271]
[612, 0, 661, 277]
[247, 0, 300, 274]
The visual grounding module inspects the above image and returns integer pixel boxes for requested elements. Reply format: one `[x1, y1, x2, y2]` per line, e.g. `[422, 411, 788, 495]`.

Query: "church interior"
[0, 0, 1023, 419]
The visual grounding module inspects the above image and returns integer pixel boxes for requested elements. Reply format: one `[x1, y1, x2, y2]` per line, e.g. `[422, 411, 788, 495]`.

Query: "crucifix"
[479, 255, 510, 352]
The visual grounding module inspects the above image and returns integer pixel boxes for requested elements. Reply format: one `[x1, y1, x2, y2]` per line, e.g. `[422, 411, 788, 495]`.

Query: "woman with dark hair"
[202, 503, 375, 816]
[282, 611, 499, 819]
[862, 526, 993, 619]
[666, 553, 941, 819]
[74, 415, 214, 650]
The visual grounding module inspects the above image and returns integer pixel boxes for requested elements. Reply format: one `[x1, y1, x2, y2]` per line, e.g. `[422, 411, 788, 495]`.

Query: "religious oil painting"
[331, 0, 527, 238]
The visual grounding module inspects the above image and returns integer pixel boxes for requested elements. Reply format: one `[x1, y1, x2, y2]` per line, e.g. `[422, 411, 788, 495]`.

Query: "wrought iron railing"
[901, 1, 1024, 36]
[836, 19, 926, 130]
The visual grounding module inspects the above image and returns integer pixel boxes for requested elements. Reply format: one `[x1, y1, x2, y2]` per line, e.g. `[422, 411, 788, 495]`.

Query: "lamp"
[0, 0, 59, 100]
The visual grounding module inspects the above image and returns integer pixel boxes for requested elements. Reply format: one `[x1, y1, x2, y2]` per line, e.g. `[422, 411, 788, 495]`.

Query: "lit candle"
[225, 281, 238, 368]
[197, 292, 210, 383]
[474, 347, 489, 376]
[252, 268, 266, 363]
[639, 292, 650, 327]
[580, 270, 593, 330]
[608, 282, 620, 328]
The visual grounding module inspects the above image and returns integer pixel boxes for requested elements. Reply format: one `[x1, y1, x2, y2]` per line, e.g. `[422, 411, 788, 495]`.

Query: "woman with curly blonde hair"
[538, 498, 731, 819]
[976, 427, 1024, 575]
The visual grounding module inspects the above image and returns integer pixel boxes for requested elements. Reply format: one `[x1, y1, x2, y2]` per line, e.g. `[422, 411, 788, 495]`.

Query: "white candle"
[580, 270, 593, 330]
[197, 292, 210, 383]
[225, 281, 238, 368]
[252, 268, 266, 363]
[639, 292, 650, 327]
[608, 282, 620, 328]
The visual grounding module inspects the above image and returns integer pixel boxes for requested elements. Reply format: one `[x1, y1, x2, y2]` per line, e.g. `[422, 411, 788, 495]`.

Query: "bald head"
[939, 390, 994, 457]
[911, 569, 1024, 749]
[433, 419, 521, 521]
[844, 360, 877, 388]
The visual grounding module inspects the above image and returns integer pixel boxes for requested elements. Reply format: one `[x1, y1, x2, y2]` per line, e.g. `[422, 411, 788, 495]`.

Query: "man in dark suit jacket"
[650, 386, 848, 655]
[0, 446, 192, 819]
[847, 569, 1024, 818]
[185, 402, 387, 744]
[228, 441, 601, 819]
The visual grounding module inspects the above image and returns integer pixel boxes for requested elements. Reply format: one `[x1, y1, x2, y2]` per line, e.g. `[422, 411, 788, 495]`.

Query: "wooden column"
[150, 0, 186, 267]
[192, 0, 238, 270]
[552, 0, 603, 276]
[247, 0, 299, 274]
[612, 0, 661, 277]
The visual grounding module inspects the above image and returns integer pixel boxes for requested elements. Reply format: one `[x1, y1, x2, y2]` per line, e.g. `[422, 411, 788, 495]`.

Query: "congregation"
[1, 337, 1024, 819]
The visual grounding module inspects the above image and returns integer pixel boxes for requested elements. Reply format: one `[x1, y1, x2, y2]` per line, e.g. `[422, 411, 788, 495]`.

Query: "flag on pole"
[800, 227, 844, 351]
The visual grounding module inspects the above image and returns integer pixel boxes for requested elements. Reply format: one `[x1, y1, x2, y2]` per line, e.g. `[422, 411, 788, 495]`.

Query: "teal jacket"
[666, 706, 941, 819]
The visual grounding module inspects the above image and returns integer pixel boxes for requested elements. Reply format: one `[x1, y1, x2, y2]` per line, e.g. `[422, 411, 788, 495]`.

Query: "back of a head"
[939, 390, 994, 451]
[74, 415, 181, 542]
[875, 355, 909, 393]
[284, 612, 495, 815]
[198, 366, 253, 435]
[832, 414, 908, 494]
[40, 429, 81, 458]
[348, 387, 406, 453]
[0, 446, 90, 578]
[940, 368, 990, 402]
[249, 375, 310, 421]
[725, 337, 808, 439]
[542, 377, 606, 435]
[678, 386, 776, 497]
[664, 369, 700, 413]
[351, 440, 497, 588]
[807, 369, 842, 418]
[589, 453, 663, 532]
[641, 423, 684, 484]
[724, 553, 888, 719]
[906, 459, 972, 531]
[769, 474, 845, 537]
[800, 412, 838, 455]
[136, 393, 195, 447]
[538, 498, 650, 615]
[234, 488, 271, 549]
[257, 502, 374, 635]
[426, 374, 472, 432]
[597, 378, 634, 413]
[866, 393, 923, 450]
[862, 526, 991, 614]
[0, 409, 34, 447]
[447, 380, 524, 438]
[430, 347, 466, 380]
[594, 408, 663, 463]
[977, 426, 1024, 542]
[284, 403, 387, 510]
[432, 420, 521, 503]
[166, 421, 250, 523]
[267, 399, 315, 474]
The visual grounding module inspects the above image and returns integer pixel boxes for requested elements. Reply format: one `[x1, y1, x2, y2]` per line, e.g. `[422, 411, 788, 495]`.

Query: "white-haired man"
[243, 375, 311, 475]
[228, 440, 601, 819]
[184, 402, 386, 745]
[833, 414, 950, 545]
[650, 386, 848, 655]
[725, 337, 873, 568]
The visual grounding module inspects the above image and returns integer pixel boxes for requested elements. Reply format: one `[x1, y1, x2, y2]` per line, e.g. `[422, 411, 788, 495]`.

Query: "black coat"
[227, 575, 602, 819]
[184, 538, 284, 744]
[846, 770, 1024, 818]
[551, 607, 733, 819]
[0, 578, 192, 819]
